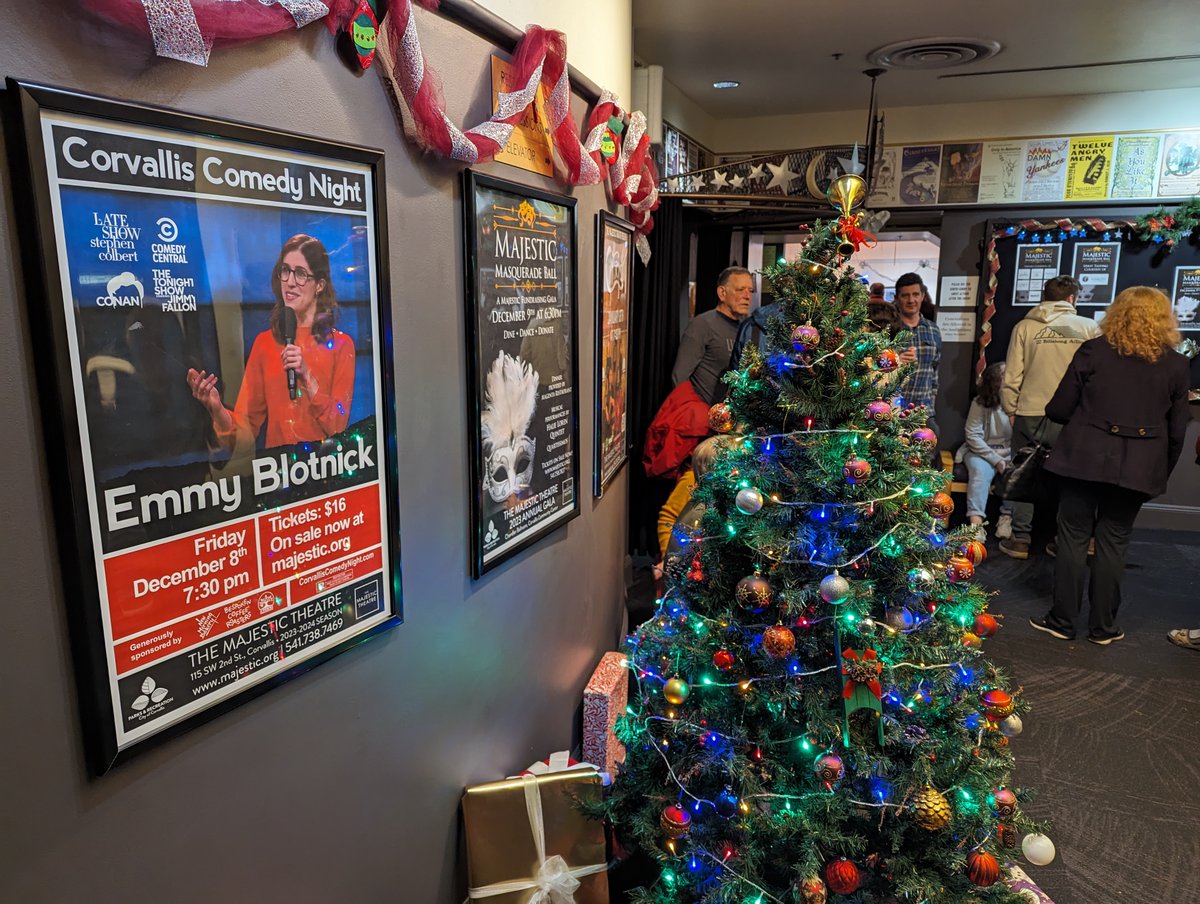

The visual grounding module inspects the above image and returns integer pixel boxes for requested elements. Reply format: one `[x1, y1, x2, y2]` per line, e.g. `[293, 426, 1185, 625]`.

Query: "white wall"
[662, 76, 720, 149]
[708, 87, 1200, 153]
[478, 0, 632, 108]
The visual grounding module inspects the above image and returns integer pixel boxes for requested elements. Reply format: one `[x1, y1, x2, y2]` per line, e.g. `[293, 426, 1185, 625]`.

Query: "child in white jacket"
[958, 362, 1012, 541]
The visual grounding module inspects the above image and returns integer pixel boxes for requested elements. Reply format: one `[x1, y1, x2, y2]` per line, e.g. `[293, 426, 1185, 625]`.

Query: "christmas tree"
[606, 179, 1051, 903]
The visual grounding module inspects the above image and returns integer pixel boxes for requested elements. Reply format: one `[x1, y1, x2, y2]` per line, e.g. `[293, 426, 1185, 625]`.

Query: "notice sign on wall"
[1071, 242, 1122, 306]
[1012, 244, 1063, 305]
[6, 82, 402, 772]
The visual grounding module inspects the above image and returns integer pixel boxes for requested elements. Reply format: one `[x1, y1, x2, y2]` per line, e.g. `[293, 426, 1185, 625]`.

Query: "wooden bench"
[939, 450, 968, 495]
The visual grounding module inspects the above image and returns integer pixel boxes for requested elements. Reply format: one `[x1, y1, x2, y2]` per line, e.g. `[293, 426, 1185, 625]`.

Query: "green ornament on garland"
[338, 0, 385, 71]
[600, 115, 625, 164]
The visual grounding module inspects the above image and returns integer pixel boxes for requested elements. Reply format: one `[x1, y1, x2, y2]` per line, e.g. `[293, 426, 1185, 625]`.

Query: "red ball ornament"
[981, 689, 1015, 720]
[974, 613, 1000, 637]
[762, 625, 796, 658]
[991, 787, 1018, 818]
[660, 804, 692, 838]
[925, 492, 954, 518]
[708, 403, 734, 434]
[946, 555, 975, 583]
[813, 753, 845, 784]
[791, 324, 821, 351]
[825, 858, 862, 895]
[876, 348, 900, 372]
[713, 649, 736, 671]
[966, 850, 1001, 887]
[961, 539, 987, 565]
[843, 457, 872, 484]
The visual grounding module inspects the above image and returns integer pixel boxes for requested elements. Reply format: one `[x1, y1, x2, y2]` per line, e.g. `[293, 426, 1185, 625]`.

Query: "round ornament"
[907, 453, 926, 468]
[791, 324, 821, 351]
[715, 788, 739, 818]
[708, 403, 734, 434]
[663, 678, 691, 705]
[843, 457, 872, 484]
[1022, 833, 1057, 866]
[813, 753, 845, 784]
[865, 400, 893, 423]
[824, 858, 861, 895]
[966, 850, 1001, 887]
[981, 689, 1015, 720]
[659, 804, 692, 838]
[973, 613, 1000, 637]
[962, 631, 982, 649]
[735, 487, 765, 514]
[991, 787, 1018, 819]
[885, 606, 916, 631]
[925, 492, 954, 518]
[911, 785, 952, 830]
[712, 649, 736, 671]
[796, 875, 827, 904]
[911, 427, 938, 450]
[961, 539, 987, 565]
[906, 566, 936, 595]
[735, 572, 773, 613]
[820, 572, 850, 604]
[762, 624, 796, 658]
[876, 348, 900, 372]
[999, 714, 1024, 737]
[946, 555, 975, 583]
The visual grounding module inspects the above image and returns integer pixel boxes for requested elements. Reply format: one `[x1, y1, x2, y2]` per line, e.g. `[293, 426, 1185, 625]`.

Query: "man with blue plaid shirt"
[894, 272, 942, 442]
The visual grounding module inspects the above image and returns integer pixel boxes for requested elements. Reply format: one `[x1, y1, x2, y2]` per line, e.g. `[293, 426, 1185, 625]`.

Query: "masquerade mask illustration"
[480, 351, 540, 503]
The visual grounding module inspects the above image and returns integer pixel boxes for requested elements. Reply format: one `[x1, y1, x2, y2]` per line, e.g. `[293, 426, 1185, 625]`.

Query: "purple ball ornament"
[843, 457, 872, 484]
[865, 400, 893, 423]
[791, 324, 821, 352]
[910, 427, 938, 450]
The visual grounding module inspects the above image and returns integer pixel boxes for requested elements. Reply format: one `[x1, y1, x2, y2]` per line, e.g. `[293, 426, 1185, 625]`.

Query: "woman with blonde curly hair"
[1027, 286, 1190, 645]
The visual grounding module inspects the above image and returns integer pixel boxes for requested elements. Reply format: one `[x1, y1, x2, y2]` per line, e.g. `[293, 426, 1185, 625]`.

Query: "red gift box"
[582, 652, 628, 776]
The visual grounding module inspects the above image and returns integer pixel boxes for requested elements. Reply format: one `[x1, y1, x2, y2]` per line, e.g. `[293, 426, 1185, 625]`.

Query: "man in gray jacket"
[672, 267, 752, 405]
[999, 275, 1100, 558]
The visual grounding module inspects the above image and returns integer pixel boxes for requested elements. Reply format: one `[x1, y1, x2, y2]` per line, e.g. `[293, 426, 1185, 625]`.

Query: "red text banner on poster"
[290, 546, 383, 604]
[112, 582, 289, 675]
[105, 521, 259, 641]
[257, 483, 382, 584]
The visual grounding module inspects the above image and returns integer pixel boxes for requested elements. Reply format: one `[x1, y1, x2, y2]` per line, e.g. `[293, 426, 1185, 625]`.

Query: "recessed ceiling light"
[713, 80, 740, 89]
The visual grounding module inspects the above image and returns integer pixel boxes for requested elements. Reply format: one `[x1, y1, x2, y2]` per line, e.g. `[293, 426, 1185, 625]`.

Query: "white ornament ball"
[1000, 714, 1024, 737]
[735, 487, 765, 515]
[820, 573, 850, 604]
[1022, 833, 1056, 866]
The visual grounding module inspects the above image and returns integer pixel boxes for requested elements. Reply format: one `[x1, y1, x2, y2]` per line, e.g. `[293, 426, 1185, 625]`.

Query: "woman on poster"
[186, 233, 355, 451]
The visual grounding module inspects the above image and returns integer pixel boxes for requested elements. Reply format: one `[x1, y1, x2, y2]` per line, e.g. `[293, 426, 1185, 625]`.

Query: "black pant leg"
[1087, 484, 1147, 637]
[1047, 477, 1096, 634]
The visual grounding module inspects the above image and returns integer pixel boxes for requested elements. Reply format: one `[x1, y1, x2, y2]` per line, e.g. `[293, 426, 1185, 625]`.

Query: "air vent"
[867, 38, 1001, 70]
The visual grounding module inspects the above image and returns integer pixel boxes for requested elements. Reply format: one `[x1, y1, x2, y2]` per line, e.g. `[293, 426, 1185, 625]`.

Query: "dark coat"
[1044, 337, 1190, 497]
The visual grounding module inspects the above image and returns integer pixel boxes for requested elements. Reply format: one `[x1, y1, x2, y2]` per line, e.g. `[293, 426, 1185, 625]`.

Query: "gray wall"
[0, 7, 628, 902]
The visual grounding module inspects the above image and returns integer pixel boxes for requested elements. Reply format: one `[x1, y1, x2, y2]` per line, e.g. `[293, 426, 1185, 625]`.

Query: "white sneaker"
[995, 514, 1013, 540]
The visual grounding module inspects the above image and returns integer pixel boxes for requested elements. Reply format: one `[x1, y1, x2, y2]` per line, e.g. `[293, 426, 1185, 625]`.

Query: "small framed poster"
[594, 211, 633, 496]
[1172, 265, 1200, 332]
[462, 171, 579, 577]
[4, 80, 402, 773]
[1071, 242, 1122, 307]
[1012, 243, 1063, 305]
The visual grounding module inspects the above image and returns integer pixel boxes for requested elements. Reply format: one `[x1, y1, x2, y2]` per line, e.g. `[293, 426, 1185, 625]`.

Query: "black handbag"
[1001, 441, 1051, 503]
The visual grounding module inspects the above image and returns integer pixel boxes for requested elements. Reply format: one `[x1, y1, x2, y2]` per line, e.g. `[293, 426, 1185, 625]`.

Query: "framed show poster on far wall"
[594, 211, 633, 496]
[4, 80, 402, 774]
[462, 170, 580, 578]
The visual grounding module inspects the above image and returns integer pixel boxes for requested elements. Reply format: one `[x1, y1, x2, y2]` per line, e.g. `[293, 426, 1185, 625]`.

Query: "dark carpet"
[621, 527, 1200, 903]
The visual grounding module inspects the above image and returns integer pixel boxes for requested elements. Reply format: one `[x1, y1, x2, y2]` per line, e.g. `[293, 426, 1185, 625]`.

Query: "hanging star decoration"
[710, 170, 730, 189]
[765, 160, 799, 193]
[837, 143, 866, 176]
[666, 176, 679, 192]
[730, 173, 745, 188]
[748, 163, 766, 180]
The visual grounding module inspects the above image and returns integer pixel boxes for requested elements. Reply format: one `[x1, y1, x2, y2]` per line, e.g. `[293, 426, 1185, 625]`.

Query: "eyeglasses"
[278, 264, 316, 286]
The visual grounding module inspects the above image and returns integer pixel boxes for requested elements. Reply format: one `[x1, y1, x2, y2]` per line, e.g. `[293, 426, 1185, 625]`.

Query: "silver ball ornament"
[906, 566, 936, 595]
[999, 714, 1024, 737]
[735, 487, 764, 514]
[820, 573, 850, 604]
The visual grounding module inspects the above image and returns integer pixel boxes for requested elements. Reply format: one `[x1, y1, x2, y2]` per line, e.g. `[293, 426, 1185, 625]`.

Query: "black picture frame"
[462, 170, 579, 578]
[593, 210, 634, 496]
[3, 80, 403, 775]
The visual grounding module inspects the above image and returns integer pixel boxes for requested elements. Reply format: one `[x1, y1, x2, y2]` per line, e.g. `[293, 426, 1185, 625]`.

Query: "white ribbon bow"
[467, 774, 605, 902]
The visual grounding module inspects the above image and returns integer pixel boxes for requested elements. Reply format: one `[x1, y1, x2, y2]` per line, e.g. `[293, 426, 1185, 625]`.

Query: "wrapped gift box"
[463, 769, 608, 904]
[583, 652, 628, 776]
[1006, 864, 1055, 903]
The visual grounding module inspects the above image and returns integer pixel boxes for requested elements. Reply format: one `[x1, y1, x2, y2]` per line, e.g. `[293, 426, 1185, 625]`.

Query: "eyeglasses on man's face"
[278, 264, 316, 286]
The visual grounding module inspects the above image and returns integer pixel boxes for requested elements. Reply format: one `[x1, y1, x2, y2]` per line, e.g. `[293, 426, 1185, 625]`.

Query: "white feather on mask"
[481, 352, 539, 454]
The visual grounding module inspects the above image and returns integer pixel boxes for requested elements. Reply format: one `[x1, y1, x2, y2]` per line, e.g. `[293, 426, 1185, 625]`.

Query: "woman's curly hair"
[1101, 286, 1180, 362]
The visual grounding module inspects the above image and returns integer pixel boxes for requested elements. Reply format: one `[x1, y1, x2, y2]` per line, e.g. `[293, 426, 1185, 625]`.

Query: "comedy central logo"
[95, 272, 144, 308]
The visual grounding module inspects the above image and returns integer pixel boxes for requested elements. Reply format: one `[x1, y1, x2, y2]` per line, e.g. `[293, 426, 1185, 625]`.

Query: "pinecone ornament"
[911, 785, 951, 830]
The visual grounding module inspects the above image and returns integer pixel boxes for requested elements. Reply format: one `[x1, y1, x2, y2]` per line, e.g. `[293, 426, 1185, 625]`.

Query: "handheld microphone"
[282, 307, 298, 401]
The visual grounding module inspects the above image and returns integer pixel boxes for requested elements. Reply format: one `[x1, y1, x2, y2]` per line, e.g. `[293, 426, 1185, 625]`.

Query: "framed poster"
[462, 171, 579, 577]
[1172, 265, 1200, 332]
[1012, 243, 1063, 305]
[4, 81, 402, 773]
[1072, 242, 1122, 306]
[594, 211, 633, 496]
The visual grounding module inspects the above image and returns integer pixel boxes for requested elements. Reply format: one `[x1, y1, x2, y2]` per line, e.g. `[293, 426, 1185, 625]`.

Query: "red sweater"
[217, 326, 355, 449]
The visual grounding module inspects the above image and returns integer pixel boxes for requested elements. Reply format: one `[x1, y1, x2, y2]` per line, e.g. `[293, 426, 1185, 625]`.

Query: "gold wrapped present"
[464, 771, 608, 904]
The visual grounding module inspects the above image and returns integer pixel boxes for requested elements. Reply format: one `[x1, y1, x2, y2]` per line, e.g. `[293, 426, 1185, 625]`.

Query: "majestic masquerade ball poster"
[463, 171, 579, 577]
[6, 81, 401, 772]
[594, 211, 633, 496]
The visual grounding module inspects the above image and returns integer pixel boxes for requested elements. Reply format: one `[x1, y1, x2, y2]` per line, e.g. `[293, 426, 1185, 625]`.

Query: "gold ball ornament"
[911, 785, 952, 830]
[925, 492, 955, 518]
[708, 402, 734, 434]
[762, 624, 796, 658]
[962, 631, 983, 648]
[796, 875, 827, 904]
[663, 678, 690, 705]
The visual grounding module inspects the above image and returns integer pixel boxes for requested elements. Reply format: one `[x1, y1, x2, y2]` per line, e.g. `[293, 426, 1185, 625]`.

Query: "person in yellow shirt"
[654, 436, 727, 577]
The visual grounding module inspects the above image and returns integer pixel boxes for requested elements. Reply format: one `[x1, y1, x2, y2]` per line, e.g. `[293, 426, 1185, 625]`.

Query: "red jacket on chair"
[643, 380, 712, 480]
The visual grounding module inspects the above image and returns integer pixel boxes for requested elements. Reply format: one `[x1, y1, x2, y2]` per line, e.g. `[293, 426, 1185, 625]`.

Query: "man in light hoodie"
[999, 275, 1100, 559]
